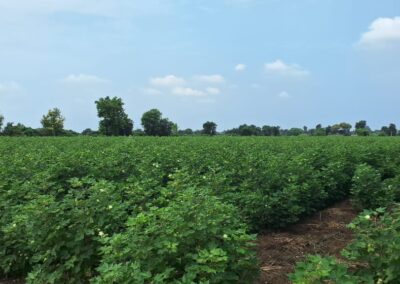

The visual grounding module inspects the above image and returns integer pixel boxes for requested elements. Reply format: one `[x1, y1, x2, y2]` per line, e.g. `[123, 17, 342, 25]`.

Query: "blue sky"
[0, 0, 399, 131]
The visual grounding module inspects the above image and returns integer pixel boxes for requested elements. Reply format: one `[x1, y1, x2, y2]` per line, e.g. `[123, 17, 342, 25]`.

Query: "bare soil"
[256, 200, 358, 284]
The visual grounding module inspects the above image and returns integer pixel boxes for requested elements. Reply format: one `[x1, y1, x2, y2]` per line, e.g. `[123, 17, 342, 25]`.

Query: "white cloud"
[172, 87, 205, 97]
[277, 91, 291, 99]
[358, 17, 400, 49]
[206, 87, 220, 94]
[235, 64, 246, 71]
[0, 82, 22, 95]
[194, 74, 225, 84]
[265, 60, 309, 77]
[146, 73, 224, 99]
[62, 74, 109, 85]
[150, 75, 185, 87]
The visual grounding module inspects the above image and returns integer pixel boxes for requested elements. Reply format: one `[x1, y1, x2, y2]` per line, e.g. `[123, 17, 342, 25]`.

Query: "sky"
[0, 0, 399, 132]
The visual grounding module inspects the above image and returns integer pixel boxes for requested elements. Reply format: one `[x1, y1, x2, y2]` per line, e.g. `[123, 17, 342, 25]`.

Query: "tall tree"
[355, 120, 367, 130]
[202, 121, 217, 135]
[41, 108, 65, 136]
[0, 114, 3, 133]
[95, 97, 133, 136]
[388, 123, 397, 136]
[355, 120, 370, 136]
[141, 109, 175, 136]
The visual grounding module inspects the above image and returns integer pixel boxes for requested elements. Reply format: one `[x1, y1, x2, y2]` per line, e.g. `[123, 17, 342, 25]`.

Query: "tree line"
[0, 97, 398, 137]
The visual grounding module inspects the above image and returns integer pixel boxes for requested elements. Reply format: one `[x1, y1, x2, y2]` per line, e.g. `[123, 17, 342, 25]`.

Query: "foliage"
[202, 121, 217, 136]
[41, 108, 65, 136]
[0, 114, 3, 132]
[355, 120, 367, 130]
[289, 255, 360, 284]
[94, 189, 258, 284]
[287, 128, 304, 136]
[1, 136, 400, 282]
[95, 97, 133, 136]
[351, 164, 394, 209]
[261, 125, 280, 136]
[331, 122, 352, 135]
[291, 205, 400, 284]
[141, 109, 175, 136]
[381, 124, 397, 136]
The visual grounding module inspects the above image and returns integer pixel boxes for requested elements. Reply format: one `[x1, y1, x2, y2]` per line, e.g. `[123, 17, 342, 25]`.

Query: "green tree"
[332, 122, 351, 136]
[202, 121, 217, 135]
[262, 125, 280, 136]
[237, 124, 262, 136]
[355, 120, 370, 136]
[355, 120, 367, 130]
[287, 128, 304, 136]
[2, 122, 38, 136]
[388, 123, 397, 136]
[41, 108, 65, 136]
[381, 126, 389, 136]
[178, 128, 193, 135]
[0, 114, 3, 133]
[356, 128, 370, 136]
[141, 109, 175, 136]
[95, 97, 133, 136]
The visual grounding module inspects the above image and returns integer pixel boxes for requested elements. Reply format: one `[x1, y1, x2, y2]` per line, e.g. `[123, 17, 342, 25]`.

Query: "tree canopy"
[95, 97, 133, 136]
[141, 109, 175, 136]
[41, 108, 65, 136]
[202, 121, 217, 135]
[0, 114, 3, 133]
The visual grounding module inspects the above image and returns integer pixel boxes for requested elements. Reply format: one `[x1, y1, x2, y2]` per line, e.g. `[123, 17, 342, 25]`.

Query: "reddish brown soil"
[256, 200, 358, 284]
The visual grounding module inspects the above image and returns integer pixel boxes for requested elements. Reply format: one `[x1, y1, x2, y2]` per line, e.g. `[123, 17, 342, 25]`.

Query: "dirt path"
[256, 200, 358, 284]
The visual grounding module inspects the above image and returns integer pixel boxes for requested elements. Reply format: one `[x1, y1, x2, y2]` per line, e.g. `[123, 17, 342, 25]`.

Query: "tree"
[141, 109, 175, 136]
[202, 121, 217, 135]
[332, 122, 351, 136]
[237, 124, 262, 136]
[262, 125, 280, 136]
[0, 114, 3, 133]
[381, 124, 397, 136]
[355, 120, 367, 130]
[41, 108, 65, 136]
[388, 123, 397, 136]
[95, 97, 133, 136]
[287, 128, 304, 136]
[81, 128, 98, 136]
[2, 122, 38, 136]
[354, 120, 370, 136]
[178, 128, 193, 135]
[356, 128, 370, 136]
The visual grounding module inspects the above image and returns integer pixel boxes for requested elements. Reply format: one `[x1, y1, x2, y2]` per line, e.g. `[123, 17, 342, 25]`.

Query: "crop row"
[1, 137, 400, 283]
